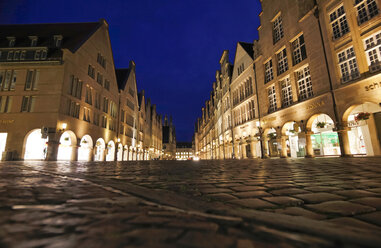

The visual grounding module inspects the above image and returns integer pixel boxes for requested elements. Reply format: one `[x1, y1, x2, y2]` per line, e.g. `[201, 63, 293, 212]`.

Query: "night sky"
[0, 0, 261, 142]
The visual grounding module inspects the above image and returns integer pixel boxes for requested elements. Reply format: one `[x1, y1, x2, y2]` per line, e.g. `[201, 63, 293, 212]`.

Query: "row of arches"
[23, 129, 149, 161]
[262, 102, 381, 158]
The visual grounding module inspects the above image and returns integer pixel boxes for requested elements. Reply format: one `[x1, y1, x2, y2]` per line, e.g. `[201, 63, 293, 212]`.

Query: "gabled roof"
[115, 68, 131, 90]
[238, 42, 254, 59]
[0, 21, 103, 53]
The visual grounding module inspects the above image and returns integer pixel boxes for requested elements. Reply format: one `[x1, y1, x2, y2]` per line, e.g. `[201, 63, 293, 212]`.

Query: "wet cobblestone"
[1, 157, 381, 247]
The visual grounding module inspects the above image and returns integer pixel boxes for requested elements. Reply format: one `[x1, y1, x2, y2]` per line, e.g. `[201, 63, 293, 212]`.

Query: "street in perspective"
[1, 157, 381, 247]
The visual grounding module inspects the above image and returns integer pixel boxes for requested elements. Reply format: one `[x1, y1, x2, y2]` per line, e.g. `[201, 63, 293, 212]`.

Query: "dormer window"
[7, 37, 15, 47]
[53, 35, 63, 47]
[29, 36, 38, 47]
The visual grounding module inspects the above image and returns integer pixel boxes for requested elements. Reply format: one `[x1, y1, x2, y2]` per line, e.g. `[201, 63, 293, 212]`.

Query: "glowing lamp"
[117, 138, 121, 142]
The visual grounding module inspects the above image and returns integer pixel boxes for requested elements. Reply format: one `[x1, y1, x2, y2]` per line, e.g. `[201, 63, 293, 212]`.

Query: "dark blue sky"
[0, 0, 261, 142]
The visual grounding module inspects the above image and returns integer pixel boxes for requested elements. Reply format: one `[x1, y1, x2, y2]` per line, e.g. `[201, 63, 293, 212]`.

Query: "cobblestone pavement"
[1, 158, 381, 247]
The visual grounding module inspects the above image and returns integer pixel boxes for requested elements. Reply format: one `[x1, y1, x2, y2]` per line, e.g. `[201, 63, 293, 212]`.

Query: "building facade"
[175, 142, 193, 160]
[195, 0, 381, 159]
[162, 115, 176, 160]
[0, 20, 163, 161]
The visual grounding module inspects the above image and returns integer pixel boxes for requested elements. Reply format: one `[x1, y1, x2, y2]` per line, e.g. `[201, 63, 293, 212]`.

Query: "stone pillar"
[46, 133, 59, 161]
[305, 131, 314, 158]
[338, 126, 351, 156]
[71, 145, 78, 161]
[281, 136, 288, 158]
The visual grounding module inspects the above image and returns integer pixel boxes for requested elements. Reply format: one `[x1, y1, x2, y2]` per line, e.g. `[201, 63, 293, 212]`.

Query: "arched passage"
[78, 135, 93, 161]
[57, 131, 77, 161]
[264, 128, 279, 157]
[281, 121, 303, 158]
[123, 145, 128, 161]
[307, 113, 341, 156]
[344, 102, 381, 156]
[94, 138, 105, 161]
[24, 129, 48, 160]
[117, 143, 123, 161]
[106, 140, 115, 161]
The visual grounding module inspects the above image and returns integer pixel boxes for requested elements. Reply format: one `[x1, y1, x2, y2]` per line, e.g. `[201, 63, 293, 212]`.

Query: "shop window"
[329, 5, 350, 40]
[355, 0, 379, 25]
[337, 46, 359, 83]
[296, 66, 313, 101]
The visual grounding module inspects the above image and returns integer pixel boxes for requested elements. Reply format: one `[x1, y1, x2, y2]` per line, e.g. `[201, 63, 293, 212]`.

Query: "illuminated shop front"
[117, 143, 123, 161]
[57, 131, 76, 161]
[106, 141, 115, 161]
[282, 122, 305, 158]
[310, 114, 341, 156]
[346, 103, 381, 156]
[0, 133, 7, 160]
[78, 135, 93, 161]
[24, 129, 48, 160]
[266, 128, 279, 157]
[94, 138, 105, 161]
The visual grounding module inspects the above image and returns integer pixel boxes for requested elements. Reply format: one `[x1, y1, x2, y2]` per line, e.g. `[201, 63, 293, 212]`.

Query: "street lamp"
[256, 121, 265, 159]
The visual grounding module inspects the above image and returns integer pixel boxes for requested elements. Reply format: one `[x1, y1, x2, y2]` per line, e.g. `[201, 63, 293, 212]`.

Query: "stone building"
[0, 20, 163, 161]
[195, 0, 381, 159]
[162, 115, 176, 160]
[175, 142, 193, 160]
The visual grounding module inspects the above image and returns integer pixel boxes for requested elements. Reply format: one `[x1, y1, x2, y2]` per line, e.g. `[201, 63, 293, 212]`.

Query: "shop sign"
[0, 120, 14, 124]
[365, 81, 381, 91]
[347, 120, 366, 128]
[306, 100, 325, 110]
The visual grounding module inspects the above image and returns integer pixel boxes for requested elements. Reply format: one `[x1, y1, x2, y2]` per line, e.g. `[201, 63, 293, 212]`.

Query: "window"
[101, 116, 107, 128]
[273, 15, 284, 44]
[277, 48, 289, 75]
[363, 31, 381, 72]
[7, 51, 13, 61]
[355, 0, 379, 25]
[68, 76, 83, 99]
[85, 86, 93, 105]
[237, 63, 244, 75]
[83, 107, 91, 122]
[127, 99, 135, 110]
[268, 85, 277, 113]
[21, 96, 35, 112]
[41, 50, 47, 60]
[97, 72, 103, 85]
[265, 59, 274, 83]
[0, 70, 16, 91]
[0, 96, 13, 113]
[121, 110, 125, 122]
[103, 97, 109, 113]
[20, 51, 26, 60]
[14, 51, 20, 60]
[93, 112, 100, 126]
[120, 125, 125, 135]
[67, 100, 80, 118]
[129, 87, 135, 96]
[330, 6, 350, 40]
[109, 120, 116, 131]
[88, 65, 95, 78]
[296, 66, 313, 100]
[29, 36, 38, 47]
[104, 79, 110, 90]
[292, 34, 307, 65]
[7, 37, 15, 47]
[34, 50, 41, 60]
[25, 70, 39, 90]
[248, 100, 255, 120]
[338, 47, 359, 82]
[54, 35, 62, 47]
[280, 77, 293, 107]
[95, 92, 101, 109]
[110, 101, 117, 118]
[97, 53, 106, 68]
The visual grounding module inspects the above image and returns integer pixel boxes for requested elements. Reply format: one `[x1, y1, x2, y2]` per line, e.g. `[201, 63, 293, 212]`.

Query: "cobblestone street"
[1, 158, 381, 247]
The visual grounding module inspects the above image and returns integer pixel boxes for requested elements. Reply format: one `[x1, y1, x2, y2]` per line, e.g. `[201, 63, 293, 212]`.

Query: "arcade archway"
[24, 129, 48, 160]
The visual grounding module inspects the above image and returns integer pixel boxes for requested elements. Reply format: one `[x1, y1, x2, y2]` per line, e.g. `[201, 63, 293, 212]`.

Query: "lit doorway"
[24, 129, 48, 160]
[94, 138, 105, 161]
[57, 131, 76, 161]
[310, 114, 340, 156]
[78, 135, 93, 161]
[0, 133, 8, 160]
[106, 141, 115, 161]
